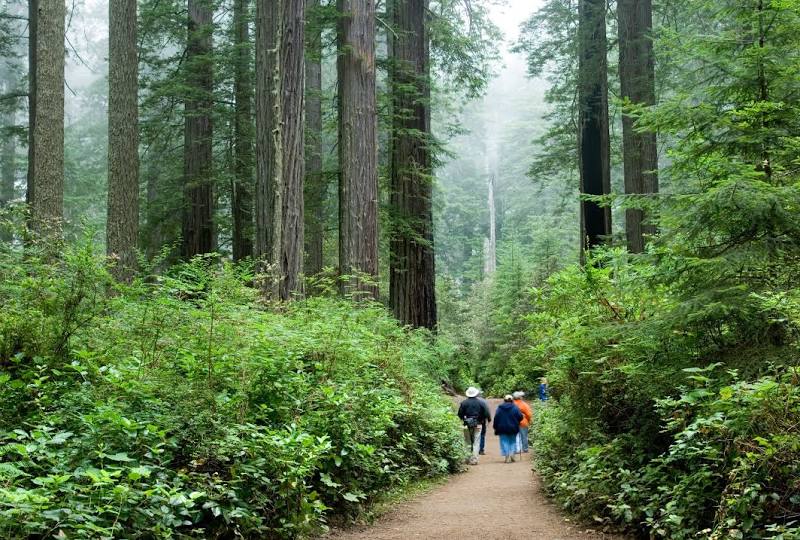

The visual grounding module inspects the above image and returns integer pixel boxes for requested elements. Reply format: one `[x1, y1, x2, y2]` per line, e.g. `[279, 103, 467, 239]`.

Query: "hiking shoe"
[479, 450, 486, 455]
[509, 456, 516, 463]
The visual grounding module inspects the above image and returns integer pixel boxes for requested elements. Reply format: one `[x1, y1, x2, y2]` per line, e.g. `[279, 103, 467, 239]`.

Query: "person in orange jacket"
[513, 391, 533, 453]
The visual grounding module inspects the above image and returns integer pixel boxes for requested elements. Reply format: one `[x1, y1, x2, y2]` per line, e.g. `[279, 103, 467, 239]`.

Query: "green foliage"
[0, 238, 464, 539]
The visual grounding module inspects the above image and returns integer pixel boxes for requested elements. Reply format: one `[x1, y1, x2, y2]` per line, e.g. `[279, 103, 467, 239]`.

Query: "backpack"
[464, 416, 479, 428]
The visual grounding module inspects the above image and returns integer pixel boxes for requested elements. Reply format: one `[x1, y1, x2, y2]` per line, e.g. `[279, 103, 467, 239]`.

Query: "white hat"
[465, 387, 480, 398]
[513, 391, 525, 399]
[503, 394, 513, 402]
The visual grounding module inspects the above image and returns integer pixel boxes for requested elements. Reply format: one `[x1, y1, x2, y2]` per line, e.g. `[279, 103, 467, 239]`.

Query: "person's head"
[503, 394, 513, 402]
[513, 391, 524, 400]
[466, 387, 480, 398]
[540, 377, 548, 384]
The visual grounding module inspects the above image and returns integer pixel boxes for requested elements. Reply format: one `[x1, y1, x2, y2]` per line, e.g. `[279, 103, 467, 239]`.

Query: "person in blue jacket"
[493, 395, 523, 463]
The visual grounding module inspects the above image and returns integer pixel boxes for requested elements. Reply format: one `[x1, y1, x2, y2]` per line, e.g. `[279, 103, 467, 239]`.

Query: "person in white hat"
[458, 387, 491, 465]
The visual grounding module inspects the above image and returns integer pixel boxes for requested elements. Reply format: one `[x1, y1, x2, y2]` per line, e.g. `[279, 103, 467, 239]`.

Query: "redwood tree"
[106, 0, 139, 280]
[389, 0, 436, 329]
[27, 0, 65, 236]
[255, 0, 305, 299]
[182, 0, 215, 258]
[232, 0, 254, 261]
[337, 0, 378, 298]
[577, 0, 611, 257]
[304, 0, 324, 277]
[618, 0, 658, 253]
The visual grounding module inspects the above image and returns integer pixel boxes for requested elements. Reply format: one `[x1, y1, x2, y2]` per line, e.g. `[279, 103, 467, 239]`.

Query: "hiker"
[538, 377, 549, 402]
[513, 391, 533, 453]
[493, 395, 523, 463]
[478, 390, 490, 455]
[458, 387, 491, 464]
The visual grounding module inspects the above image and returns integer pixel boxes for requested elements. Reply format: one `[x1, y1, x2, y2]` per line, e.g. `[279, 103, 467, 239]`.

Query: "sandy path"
[326, 399, 624, 540]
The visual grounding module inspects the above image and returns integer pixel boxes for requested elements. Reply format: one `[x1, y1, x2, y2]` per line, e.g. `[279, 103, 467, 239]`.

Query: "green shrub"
[0, 240, 464, 538]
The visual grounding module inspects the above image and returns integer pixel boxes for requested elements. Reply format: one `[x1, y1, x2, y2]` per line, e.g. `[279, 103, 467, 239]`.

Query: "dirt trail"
[327, 399, 624, 540]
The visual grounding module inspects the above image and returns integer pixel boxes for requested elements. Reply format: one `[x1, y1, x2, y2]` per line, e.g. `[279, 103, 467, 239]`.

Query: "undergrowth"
[0, 235, 464, 539]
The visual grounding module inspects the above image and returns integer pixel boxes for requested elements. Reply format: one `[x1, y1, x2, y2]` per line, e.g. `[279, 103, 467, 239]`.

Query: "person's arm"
[482, 401, 492, 422]
[523, 403, 533, 422]
[457, 401, 465, 421]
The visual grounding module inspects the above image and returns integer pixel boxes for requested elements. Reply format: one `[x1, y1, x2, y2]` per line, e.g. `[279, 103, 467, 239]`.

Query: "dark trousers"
[479, 422, 487, 452]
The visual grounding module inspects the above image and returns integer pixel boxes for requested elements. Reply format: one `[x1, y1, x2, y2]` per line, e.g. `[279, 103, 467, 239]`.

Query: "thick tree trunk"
[232, 0, 254, 261]
[618, 0, 658, 253]
[484, 173, 497, 276]
[28, 0, 65, 236]
[337, 0, 378, 298]
[578, 0, 611, 259]
[304, 0, 324, 277]
[389, 0, 436, 330]
[107, 0, 139, 281]
[255, 0, 305, 299]
[182, 0, 215, 258]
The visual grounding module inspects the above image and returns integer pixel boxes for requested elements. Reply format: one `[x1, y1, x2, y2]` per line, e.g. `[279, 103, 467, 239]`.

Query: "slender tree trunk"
[27, 0, 65, 236]
[389, 0, 436, 329]
[232, 0, 254, 261]
[255, 0, 305, 299]
[107, 0, 139, 281]
[182, 0, 215, 258]
[484, 173, 497, 276]
[1, 103, 15, 243]
[257, 0, 281, 291]
[337, 0, 378, 298]
[304, 0, 324, 277]
[578, 0, 611, 259]
[618, 0, 657, 253]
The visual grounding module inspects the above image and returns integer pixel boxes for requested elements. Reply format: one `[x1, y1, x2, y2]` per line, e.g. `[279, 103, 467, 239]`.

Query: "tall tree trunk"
[618, 0, 658, 253]
[182, 0, 215, 258]
[578, 0, 611, 259]
[389, 0, 436, 329]
[107, 0, 139, 281]
[27, 0, 65, 236]
[483, 173, 497, 276]
[1, 104, 15, 242]
[337, 0, 378, 298]
[304, 0, 324, 277]
[255, 0, 305, 299]
[232, 0, 254, 261]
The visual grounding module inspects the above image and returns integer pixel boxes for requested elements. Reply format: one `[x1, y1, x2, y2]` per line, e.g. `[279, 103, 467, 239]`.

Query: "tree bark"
[1, 103, 15, 242]
[389, 0, 436, 330]
[578, 0, 611, 259]
[618, 0, 658, 253]
[27, 0, 65, 236]
[255, 0, 305, 299]
[232, 0, 254, 261]
[304, 0, 324, 277]
[182, 0, 215, 258]
[337, 0, 378, 298]
[107, 0, 139, 281]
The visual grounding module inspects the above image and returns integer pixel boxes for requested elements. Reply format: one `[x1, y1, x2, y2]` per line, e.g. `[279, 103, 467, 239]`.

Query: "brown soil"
[325, 399, 625, 540]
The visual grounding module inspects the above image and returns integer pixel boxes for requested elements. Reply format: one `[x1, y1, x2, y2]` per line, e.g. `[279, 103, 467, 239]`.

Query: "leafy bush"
[0, 238, 464, 539]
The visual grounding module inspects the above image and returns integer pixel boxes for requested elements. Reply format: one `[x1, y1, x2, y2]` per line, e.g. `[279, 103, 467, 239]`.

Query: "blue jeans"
[479, 422, 487, 453]
[499, 433, 517, 456]
[518, 427, 529, 452]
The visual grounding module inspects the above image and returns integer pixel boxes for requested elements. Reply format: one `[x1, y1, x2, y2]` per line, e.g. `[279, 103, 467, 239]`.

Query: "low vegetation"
[0, 235, 464, 539]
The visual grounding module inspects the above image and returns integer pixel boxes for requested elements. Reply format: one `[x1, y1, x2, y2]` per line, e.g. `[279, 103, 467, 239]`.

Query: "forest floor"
[326, 399, 626, 540]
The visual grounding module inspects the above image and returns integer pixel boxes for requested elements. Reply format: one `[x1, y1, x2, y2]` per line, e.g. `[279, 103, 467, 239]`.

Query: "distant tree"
[27, 0, 65, 236]
[255, 0, 305, 299]
[577, 0, 611, 256]
[337, 0, 378, 298]
[106, 0, 139, 281]
[182, 0, 215, 258]
[232, 0, 254, 261]
[618, 0, 657, 253]
[303, 0, 324, 277]
[389, 0, 437, 329]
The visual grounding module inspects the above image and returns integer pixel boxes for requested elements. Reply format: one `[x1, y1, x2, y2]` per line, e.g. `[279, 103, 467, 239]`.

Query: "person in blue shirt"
[493, 395, 523, 463]
[538, 377, 549, 402]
